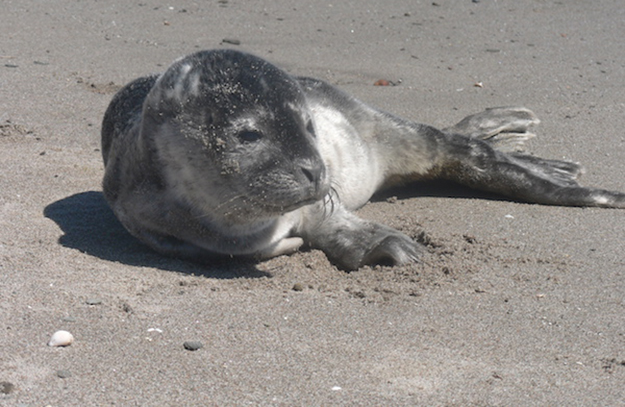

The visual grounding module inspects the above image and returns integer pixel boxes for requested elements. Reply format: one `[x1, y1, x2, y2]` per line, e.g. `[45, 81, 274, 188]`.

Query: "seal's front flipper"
[360, 233, 423, 268]
[299, 205, 423, 271]
[257, 237, 304, 259]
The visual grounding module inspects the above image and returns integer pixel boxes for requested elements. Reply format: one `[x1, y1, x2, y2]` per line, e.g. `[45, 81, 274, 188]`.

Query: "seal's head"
[141, 49, 328, 225]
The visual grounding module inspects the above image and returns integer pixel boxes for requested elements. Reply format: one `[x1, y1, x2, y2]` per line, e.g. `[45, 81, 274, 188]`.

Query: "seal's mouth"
[296, 179, 331, 209]
[261, 181, 331, 215]
[277, 196, 322, 214]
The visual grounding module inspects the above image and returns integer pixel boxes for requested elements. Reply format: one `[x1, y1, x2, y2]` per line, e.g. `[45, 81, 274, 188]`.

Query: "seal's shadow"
[44, 185, 506, 278]
[43, 191, 267, 278]
[372, 180, 509, 203]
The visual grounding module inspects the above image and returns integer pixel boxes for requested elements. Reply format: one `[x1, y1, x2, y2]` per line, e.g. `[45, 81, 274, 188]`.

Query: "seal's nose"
[300, 162, 321, 184]
[297, 159, 328, 197]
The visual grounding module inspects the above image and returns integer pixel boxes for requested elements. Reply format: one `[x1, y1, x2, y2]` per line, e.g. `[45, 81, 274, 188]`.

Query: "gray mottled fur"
[102, 49, 625, 270]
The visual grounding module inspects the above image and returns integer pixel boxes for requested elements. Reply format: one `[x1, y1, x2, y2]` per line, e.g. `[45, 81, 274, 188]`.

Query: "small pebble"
[122, 302, 133, 313]
[183, 341, 203, 351]
[56, 370, 72, 379]
[86, 298, 102, 305]
[48, 330, 74, 347]
[292, 283, 304, 292]
[463, 234, 477, 244]
[0, 381, 15, 394]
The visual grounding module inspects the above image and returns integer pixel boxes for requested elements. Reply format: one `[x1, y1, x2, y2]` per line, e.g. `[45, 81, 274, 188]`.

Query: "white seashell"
[48, 330, 74, 347]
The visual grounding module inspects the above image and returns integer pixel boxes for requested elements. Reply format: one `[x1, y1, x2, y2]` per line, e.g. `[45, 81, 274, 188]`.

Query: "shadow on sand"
[371, 180, 509, 204]
[44, 185, 509, 278]
[43, 191, 269, 279]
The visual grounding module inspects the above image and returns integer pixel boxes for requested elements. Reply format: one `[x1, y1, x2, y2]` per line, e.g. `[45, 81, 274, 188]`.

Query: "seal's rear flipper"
[436, 134, 625, 208]
[444, 107, 539, 152]
[504, 153, 625, 208]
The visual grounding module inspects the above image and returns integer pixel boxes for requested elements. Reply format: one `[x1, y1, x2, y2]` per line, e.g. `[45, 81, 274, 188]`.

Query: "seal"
[102, 49, 625, 270]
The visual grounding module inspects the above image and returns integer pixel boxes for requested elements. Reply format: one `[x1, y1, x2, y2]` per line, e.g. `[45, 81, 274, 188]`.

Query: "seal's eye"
[306, 120, 316, 137]
[237, 130, 263, 144]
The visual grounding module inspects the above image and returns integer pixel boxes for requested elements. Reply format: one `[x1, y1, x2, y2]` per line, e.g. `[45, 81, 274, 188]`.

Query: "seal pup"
[102, 49, 625, 270]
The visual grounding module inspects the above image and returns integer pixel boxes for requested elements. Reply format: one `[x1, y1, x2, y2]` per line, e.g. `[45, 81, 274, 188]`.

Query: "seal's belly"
[311, 105, 382, 210]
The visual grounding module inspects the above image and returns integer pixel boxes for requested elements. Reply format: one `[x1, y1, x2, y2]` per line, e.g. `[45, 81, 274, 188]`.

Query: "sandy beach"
[1, 0, 624, 405]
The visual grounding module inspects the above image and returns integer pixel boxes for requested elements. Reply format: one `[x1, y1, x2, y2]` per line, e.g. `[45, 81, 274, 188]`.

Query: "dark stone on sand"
[0, 381, 15, 394]
[183, 341, 203, 351]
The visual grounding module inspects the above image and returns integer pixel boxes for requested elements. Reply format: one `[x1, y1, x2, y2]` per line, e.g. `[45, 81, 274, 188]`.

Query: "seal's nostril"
[301, 166, 315, 183]
[299, 160, 324, 185]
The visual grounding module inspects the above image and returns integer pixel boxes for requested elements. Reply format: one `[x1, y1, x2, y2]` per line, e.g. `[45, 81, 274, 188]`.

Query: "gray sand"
[1, 1, 624, 405]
